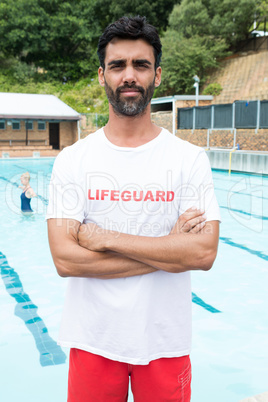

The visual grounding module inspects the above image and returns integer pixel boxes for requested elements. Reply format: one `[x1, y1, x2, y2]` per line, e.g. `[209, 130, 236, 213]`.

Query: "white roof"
[151, 95, 213, 105]
[0, 92, 80, 120]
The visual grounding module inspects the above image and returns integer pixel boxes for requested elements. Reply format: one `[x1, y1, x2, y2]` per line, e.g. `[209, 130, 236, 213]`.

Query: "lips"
[115, 85, 144, 100]
[120, 88, 140, 95]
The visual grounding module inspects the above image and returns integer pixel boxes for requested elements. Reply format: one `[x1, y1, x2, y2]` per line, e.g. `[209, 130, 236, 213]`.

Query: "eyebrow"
[134, 59, 152, 66]
[107, 60, 126, 67]
[107, 59, 152, 67]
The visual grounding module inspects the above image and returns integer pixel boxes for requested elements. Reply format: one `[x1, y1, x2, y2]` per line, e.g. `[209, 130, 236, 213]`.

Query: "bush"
[155, 30, 227, 96]
[202, 83, 223, 96]
[0, 68, 108, 114]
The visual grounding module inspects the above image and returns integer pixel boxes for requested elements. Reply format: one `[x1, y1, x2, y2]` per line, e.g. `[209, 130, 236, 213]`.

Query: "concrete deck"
[0, 145, 59, 158]
[1, 145, 268, 175]
[240, 391, 268, 402]
[206, 149, 268, 175]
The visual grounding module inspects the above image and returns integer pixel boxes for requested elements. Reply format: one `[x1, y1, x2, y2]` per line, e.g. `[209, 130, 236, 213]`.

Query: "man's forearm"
[56, 244, 156, 279]
[48, 219, 156, 279]
[80, 221, 219, 273]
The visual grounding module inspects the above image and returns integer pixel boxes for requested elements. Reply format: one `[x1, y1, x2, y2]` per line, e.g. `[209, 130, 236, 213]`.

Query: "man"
[47, 16, 220, 402]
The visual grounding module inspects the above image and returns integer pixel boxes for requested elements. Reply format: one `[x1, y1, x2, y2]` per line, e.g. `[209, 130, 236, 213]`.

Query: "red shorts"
[68, 348, 191, 402]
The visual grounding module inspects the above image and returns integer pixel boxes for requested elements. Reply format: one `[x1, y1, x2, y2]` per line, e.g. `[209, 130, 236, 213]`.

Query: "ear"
[98, 67, 105, 87]
[154, 66, 162, 88]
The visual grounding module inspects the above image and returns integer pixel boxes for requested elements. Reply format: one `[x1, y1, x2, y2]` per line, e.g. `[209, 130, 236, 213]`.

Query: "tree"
[157, 0, 260, 96]
[92, 0, 179, 33]
[0, 0, 180, 81]
[0, 0, 101, 80]
[209, 0, 259, 45]
[251, 0, 268, 32]
[257, 0, 268, 17]
[156, 30, 227, 96]
[169, 0, 210, 38]
[168, 0, 259, 44]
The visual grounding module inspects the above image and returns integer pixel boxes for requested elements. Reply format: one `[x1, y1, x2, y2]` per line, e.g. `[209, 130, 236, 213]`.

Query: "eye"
[135, 63, 150, 69]
[110, 64, 124, 70]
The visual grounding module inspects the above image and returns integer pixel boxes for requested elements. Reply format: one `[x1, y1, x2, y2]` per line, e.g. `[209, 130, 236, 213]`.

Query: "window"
[25, 121, 33, 130]
[38, 121, 46, 130]
[12, 121, 20, 130]
[0, 120, 5, 130]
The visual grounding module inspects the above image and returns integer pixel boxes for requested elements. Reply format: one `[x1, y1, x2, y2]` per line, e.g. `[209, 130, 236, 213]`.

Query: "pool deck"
[1, 147, 268, 175]
[240, 391, 268, 401]
[0, 145, 59, 158]
[206, 149, 268, 175]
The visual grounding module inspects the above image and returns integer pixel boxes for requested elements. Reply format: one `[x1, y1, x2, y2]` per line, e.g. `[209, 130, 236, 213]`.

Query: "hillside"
[205, 49, 268, 104]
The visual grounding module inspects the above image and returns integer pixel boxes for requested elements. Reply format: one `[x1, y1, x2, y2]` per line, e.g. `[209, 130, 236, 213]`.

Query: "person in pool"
[19, 172, 36, 212]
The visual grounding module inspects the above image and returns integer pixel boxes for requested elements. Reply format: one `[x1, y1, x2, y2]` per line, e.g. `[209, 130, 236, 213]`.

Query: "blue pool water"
[0, 158, 267, 402]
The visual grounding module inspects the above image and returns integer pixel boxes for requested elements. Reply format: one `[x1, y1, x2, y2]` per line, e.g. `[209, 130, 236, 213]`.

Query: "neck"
[104, 104, 161, 147]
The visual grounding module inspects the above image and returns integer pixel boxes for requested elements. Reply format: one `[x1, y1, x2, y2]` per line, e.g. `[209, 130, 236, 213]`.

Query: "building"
[151, 95, 213, 135]
[0, 93, 80, 157]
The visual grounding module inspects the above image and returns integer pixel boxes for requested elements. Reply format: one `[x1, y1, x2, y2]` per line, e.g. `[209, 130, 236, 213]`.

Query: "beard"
[104, 79, 155, 117]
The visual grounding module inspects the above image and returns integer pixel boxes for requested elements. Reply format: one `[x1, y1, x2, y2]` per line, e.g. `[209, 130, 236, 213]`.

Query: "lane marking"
[192, 293, 221, 313]
[0, 252, 66, 366]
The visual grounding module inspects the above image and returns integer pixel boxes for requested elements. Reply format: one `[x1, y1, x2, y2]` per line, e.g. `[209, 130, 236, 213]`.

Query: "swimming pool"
[0, 158, 267, 402]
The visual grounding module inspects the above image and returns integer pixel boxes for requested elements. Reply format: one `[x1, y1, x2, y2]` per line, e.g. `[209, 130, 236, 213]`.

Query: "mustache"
[116, 84, 145, 95]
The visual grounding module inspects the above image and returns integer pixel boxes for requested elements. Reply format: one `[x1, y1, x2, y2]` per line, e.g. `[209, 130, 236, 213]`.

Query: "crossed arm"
[47, 208, 219, 279]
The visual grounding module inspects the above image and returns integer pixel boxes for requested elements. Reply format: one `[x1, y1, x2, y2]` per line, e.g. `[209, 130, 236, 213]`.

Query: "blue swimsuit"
[21, 191, 33, 212]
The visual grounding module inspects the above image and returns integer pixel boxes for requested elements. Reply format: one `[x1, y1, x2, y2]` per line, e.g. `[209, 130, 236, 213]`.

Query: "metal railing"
[177, 100, 268, 133]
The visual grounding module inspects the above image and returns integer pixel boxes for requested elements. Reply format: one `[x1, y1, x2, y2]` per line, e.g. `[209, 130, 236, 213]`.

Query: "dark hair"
[97, 16, 162, 70]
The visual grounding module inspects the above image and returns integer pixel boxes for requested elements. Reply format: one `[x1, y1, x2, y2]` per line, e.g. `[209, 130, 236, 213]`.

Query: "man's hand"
[170, 207, 206, 235]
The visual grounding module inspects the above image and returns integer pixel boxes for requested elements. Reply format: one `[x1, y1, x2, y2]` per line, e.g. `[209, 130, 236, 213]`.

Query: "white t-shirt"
[47, 128, 221, 365]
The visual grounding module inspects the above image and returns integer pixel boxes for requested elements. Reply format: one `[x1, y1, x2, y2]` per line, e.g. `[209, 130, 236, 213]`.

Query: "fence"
[80, 113, 109, 135]
[177, 100, 268, 131]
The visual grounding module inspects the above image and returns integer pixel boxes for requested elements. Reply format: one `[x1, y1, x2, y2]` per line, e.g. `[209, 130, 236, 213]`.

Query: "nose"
[123, 66, 136, 85]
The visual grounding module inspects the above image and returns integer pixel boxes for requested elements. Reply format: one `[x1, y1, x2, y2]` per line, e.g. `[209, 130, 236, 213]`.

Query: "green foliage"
[96, 114, 109, 127]
[252, 0, 268, 32]
[202, 83, 223, 96]
[209, 0, 259, 45]
[169, 0, 258, 44]
[0, 0, 101, 80]
[156, 30, 227, 96]
[169, 1, 210, 38]
[257, 0, 268, 17]
[0, 0, 263, 102]
[0, 69, 108, 114]
[157, 0, 258, 96]
[0, 0, 178, 81]
[10, 62, 37, 83]
[93, 0, 178, 32]
[82, 113, 108, 127]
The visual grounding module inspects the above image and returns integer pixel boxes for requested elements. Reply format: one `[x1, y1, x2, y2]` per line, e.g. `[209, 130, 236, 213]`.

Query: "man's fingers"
[188, 220, 206, 234]
[170, 208, 206, 235]
[170, 208, 205, 235]
[181, 214, 206, 232]
[178, 208, 203, 226]
[183, 207, 204, 220]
